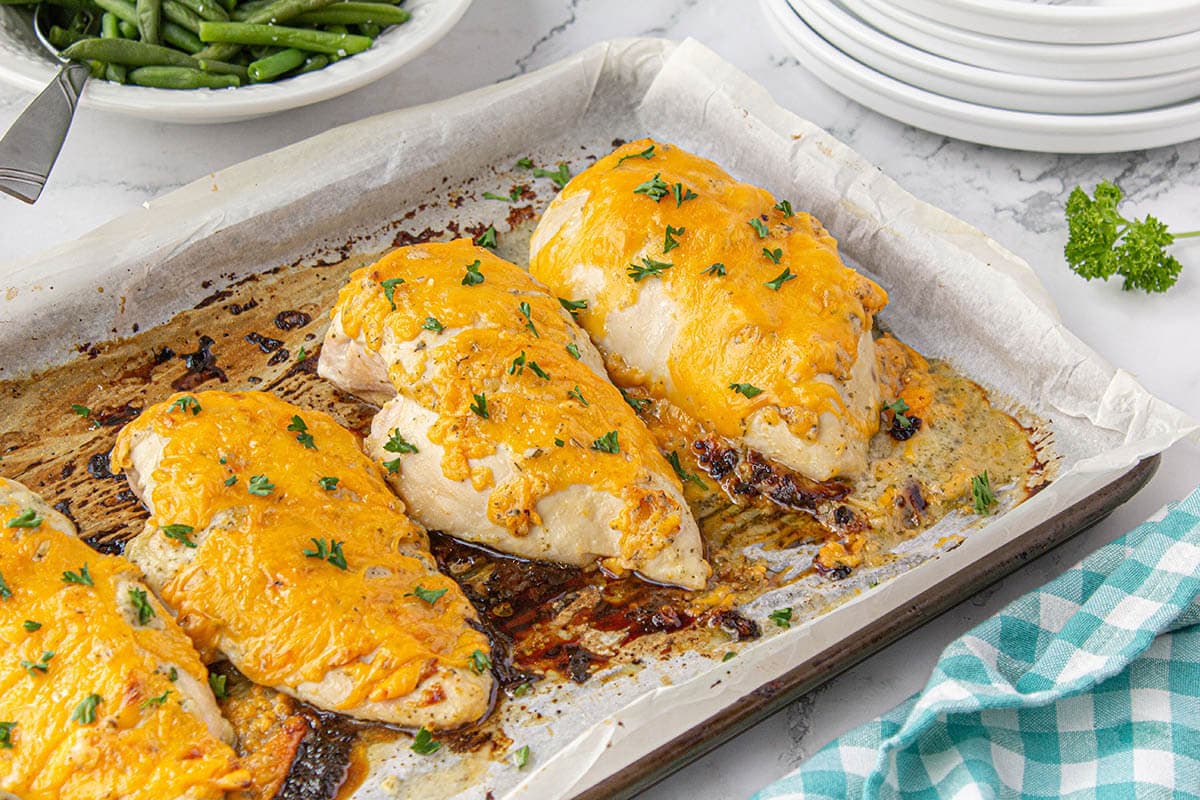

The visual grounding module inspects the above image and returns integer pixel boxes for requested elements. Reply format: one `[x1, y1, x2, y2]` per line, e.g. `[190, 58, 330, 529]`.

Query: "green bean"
[173, 0, 226, 21]
[92, 0, 137, 25]
[197, 20, 370, 54]
[162, 20, 202, 51]
[99, 11, 126, 80]
[128, 65, 239, 88]
[215, 0, 233, 10]
[195, 57, 248, 77]
[229, 0, 271, 19]
[355, 21, 379, 37]
[162, 0, 200, 31]
[47, 24, 86, 48]
[136, 0, 160, 43]
[117, 19, 137, 36]
[196, 0, 330, 59]
[295, 52, 326, 73]
[294, 3, 405, 26]
[63, 36, 195, 65]
[105, 62, 127, 81]
[247, 45, 302, 81]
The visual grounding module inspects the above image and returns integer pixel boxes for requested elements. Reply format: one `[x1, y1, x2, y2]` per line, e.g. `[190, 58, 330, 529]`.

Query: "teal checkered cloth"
[754, 488, 1200, 800]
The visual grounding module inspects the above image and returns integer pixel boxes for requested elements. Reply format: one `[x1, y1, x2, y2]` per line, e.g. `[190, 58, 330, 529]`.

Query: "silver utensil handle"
[0, 62, 90, 205]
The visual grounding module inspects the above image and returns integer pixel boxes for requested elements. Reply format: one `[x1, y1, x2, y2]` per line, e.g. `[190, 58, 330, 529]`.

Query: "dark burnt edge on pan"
[692, 437, 850, 512]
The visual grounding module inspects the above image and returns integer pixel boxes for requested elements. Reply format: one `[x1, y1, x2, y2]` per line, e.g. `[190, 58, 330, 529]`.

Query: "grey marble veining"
[1, 1, 1199, 798]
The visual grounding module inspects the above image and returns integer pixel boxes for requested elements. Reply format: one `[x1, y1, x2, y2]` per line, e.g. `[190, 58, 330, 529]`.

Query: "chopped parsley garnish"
[129, 587, 156, 626]
[883, 398, 914, 430]
[384, 428, 419, 454]
[764, 266, 794, 289]
[296, 346, 307, 362]
[21, 651, 53, 674]
[722, 651, 736, 662]
[769, 607, 793, 628]
[763, 247, 783, 265]
[71, 404, 90, 418]
[554, 438, 565, 447]
[533, 162, 571, 189]
[528, 361, 550, 380]
[620, 388, 651, 412]
[663, 225, 685, 253]
[513, 744, 531, 769]
[224, 475, 237, 486]
[162, 524, 197, 548]
[70, 694, 102, 724]
[422, 316, 445, 333]
[749, 218, 769, 238]
[62, 564, 93, 587]
[462, 259, 484, 286]
[566, 342, 582, 359]
[516, 157, 533, 169]
[509, 350, 526, 375]
[469, 393, 489, 419]
[208, 674, 228, 699]
[140, 690, 171, 710]
[247, 475, 275, 496]
[483, 186, 524, 202]
[512, 682, 531, 697]
[411, 726, 440, 755]
[469, 649, 492, 674]
[0, 573, 10, 600]
[0, 721, 15, 749]
[474, 225, 498, 249]
[591, 430, 620, 454]
[558, 297, 588, 313]
[380, 277, 405, 311]
[627, 257, 673, 282]
[568, 386, 588, 406]
[382, 458, 401, 474]
[169, 395, 201, 415]
[616, 144, 655, 166]
[972, 471, 997, 515]
[168, 667, 178, 682]
[702, 262, 726, 276]
[729, 383, 763, 399]
[666, 450, 707, 490]
[406, 585, 448, 605]
[633, 173, 669, 202]
[318, 476, 339, 490]
[519, 301, 538, 337]
[775, 199, 794, 217]
[21, 620, 39, 632]
[673, 182, 697, 207]
[287, 415, 316, 449]
[7, 509, 41, 529]
[303, 538, 347, 570]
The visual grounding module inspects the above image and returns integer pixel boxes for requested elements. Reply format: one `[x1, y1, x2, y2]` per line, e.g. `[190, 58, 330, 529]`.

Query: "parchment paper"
[1, 37, 1196, 800]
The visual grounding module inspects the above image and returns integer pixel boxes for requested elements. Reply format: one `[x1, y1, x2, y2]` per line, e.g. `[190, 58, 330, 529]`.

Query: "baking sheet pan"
[1, 37, 1195, 800]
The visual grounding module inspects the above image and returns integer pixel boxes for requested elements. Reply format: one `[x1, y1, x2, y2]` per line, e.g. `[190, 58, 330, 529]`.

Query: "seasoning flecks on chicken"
[111, 390, 492, 730]
[529, 139, 889, 482]
[318, 240, 710, 590]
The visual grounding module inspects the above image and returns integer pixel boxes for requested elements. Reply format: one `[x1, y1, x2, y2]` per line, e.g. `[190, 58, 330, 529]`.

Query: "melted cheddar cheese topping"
[111, 391, 487, 711]
[529, 138, 889, 444]
[0, 489, 248, 800]
[332, 241, 688, 568]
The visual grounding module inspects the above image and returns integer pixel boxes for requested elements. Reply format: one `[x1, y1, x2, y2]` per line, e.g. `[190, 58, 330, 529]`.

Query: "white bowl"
[0, 0, 472, 123]
[845, 0, 1200, 80]
[898, 0, 1200, 45]
[761, 0, 1200, 153]
[789, 0, 1200, 114]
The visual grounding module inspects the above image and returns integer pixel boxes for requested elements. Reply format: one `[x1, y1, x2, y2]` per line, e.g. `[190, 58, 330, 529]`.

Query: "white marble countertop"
[2, 1, 1199, 798]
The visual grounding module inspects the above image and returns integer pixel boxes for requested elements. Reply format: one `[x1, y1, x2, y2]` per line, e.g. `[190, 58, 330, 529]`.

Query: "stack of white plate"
[762, 0, 1200, 153]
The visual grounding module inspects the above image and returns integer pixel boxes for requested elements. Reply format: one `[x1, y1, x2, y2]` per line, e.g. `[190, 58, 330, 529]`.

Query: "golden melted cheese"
[529, 138, 889, 443]
[0, 493, 247, 800]
[111, 391, 488, 711]
[331, 240, 690, 569]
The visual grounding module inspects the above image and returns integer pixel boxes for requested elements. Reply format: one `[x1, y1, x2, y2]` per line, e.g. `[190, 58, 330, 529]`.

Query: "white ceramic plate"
[761, 0, 1200, 153]
[0, 0, 472, 123]
[788, 0, 1200, 114]
[898, 0, 1200, 45]
[846, 0, 1200, 80]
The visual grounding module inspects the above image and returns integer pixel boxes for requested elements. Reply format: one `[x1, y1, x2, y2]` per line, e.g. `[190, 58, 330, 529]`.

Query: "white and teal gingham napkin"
[754, 488, 1200, 800]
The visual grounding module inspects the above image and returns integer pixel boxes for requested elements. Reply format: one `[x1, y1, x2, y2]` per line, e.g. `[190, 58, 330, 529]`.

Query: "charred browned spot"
[173, 336, 228, 391]
[274, 311, 312, 331]
[506, 205, 536, 228]
[226, 299, 259, 315]
[245, 332, 284, 353]
[704, 609, 760, 641]
[86, 452, 118, 480]
[267, 349, 291, 366]
[392, 227, 446, 248]
[91, 403, 142, 427]
[692, 438, 850, 512]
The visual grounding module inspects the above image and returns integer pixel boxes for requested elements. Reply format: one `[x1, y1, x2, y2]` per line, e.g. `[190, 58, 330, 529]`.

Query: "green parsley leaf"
[168, 667, 178, 682]
[21, 651, 54, 674]
[568, 386, 588, 407]
[512, 682, 532, 697]
[882, 398, 915, 431]
[972, 471, 997, 516]
[673, 182, 698, 207]
[663, 225, 685, 253]
[525, 361, 550, 380]
[513, 744, 531, 769]
[161, 524, 197, 548]
[532, 162, 571, 189]
[764, 266, 795, 289]
[0, 721, 15, 749]
[474, 225, 498, 249]
[287, 415, 316, 450]
[304, 538, 329, 564]
[519, 301, 538, 337]
[140, 690, 171, 710]
[558, 297, 588, 313]
[7, 509, 41, 529]
[509, 350, 526, 375]
[71, 404, 91, 418]
[627, 256, 673, 282]
[615, 144, 655, 166]
[381, 277, 406, 311]
[170, 395, 202, 415]
[411, 726, 441, 755]
[382, 458, 401, 474]
[632, 173, 669, 202]
[208, 674, 228, 699]
[247, 475, 274, 496]
[318, 476, 339, 491]
[769, 607, 792, 628]
[296, 346, 307, 362]
[462, 260, 485, 286]
[591, 430, 620, 454]
[224, 475, 237, 486]
[516, 157, 534, 169]
[729, 383, 763, 399]
[406, 585, 448, 605]
[129, 587, 156, 626]
[620, 388, 651, 413]
[422, 316, 444, 333]
[384, 429, 419, 454]
[483, 187, 523, 202]
[554, 438, 565, 447]
[774, 199, 794, 217]
[666, 450, 707, 490]
[0, 573, 10, 601]
[763, 247, 784, 265]
[749, 218, 769, 238]
[566, 342, 582, 360]
[469, 393, 489, 419]
[22, 620, 40, 632]
[722, 651, 736, 662]
[62, 564, 93, 587]
[702, 262, 726, 277]
[469, 649, 492, 675]
[327, 540, 347, 570]
[70, 694, 102, 724]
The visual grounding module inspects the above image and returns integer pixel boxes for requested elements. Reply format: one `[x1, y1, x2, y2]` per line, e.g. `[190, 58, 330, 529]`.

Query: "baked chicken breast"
[111, 390, 492, 729]
[318, 240, 710, 590]
[529, 139, 889, 482]
[0, 477, 248, 800]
